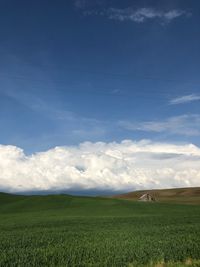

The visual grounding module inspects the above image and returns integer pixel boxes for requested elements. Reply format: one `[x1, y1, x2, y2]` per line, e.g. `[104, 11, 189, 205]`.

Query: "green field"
[0, 192, 200, 267]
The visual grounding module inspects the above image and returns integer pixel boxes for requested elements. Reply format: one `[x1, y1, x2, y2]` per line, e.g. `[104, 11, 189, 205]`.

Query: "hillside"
[113, 187, 200, 204]
[0, 192, 157, 216]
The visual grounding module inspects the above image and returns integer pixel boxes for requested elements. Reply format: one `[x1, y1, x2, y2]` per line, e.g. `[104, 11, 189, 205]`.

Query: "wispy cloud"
[1, 88, 108, 143]
[169, 94, 200, 105]
[119, 114, 200, 136]
[106, 8, 188, 23]
[79, 5, 191, 24]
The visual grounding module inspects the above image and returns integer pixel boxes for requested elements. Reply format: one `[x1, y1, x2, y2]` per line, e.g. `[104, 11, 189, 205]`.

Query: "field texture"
[0, 193, 200, 267]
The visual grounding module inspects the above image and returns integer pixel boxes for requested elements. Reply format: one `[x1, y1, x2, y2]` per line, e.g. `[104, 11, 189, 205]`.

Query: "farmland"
[0, 192, 200, 267]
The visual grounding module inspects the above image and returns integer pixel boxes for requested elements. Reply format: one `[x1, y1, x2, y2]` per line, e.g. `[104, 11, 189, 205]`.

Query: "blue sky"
[0, 0, 200, 154]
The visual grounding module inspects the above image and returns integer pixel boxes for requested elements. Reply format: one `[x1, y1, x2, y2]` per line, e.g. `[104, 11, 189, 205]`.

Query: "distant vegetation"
[0, 191, 200, 266]
[113, 187, 200, 205]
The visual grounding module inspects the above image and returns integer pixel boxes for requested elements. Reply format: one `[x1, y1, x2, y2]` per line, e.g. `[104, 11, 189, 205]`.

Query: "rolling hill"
[112, 187, 200, 205]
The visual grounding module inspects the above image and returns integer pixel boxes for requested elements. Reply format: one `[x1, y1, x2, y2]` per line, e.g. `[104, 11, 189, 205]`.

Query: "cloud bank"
[0, 140, 200, 193]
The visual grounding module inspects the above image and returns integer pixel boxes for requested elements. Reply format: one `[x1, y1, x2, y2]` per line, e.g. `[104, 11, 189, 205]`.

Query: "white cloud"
[170, 94, 200, 105]
[105, 7, 188, 23]
[0, 140, 200, 193]
[120, 115, 200, 136]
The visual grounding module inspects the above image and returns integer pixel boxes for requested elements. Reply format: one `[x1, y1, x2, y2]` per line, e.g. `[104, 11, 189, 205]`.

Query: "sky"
[0, 0, 200, 193]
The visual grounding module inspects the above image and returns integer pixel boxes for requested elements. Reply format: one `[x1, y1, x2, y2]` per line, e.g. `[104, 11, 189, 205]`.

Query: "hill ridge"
[112, 187, 200, 204]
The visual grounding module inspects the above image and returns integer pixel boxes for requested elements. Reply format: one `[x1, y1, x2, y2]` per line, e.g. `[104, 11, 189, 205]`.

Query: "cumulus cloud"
[120, 115, 200, 137]
[0, 140, 200, 193]
[170, 94, 200, 105]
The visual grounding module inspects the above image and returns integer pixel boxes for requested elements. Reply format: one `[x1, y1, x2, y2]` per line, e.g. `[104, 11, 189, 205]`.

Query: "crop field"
[0, 193, 200, 267]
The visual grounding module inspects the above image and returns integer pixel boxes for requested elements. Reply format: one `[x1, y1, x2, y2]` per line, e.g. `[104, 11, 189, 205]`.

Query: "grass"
[0, 192, 200, 266]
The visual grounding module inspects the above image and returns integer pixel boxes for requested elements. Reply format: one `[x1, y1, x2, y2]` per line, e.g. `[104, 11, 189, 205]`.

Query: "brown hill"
[113, 187, 200, 205]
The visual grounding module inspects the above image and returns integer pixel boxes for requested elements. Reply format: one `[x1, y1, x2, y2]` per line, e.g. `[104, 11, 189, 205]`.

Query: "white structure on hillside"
[139, 193, 156, 202]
